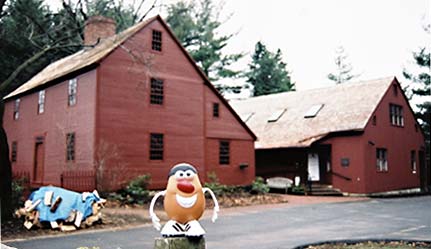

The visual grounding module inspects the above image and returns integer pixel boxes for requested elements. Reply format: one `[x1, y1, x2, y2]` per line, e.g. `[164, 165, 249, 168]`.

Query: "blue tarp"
[29, 186, 101, 222]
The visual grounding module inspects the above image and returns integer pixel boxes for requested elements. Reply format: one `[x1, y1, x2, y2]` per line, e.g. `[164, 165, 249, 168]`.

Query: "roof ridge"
[233, 76, 395, 103]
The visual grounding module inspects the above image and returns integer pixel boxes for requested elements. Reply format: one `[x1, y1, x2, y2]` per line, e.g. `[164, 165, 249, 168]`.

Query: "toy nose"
[177, 180, 195, 193]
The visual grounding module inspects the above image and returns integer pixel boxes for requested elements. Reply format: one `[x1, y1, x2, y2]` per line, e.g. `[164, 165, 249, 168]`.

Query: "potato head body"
[149, 163, 219, 237]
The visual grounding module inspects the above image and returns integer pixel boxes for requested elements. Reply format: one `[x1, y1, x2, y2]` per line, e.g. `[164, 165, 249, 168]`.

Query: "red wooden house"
[3, 15, 256, 191]
[231, 77, 428, 195]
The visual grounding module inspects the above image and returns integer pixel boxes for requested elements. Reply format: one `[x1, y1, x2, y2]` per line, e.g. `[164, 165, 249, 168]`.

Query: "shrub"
[291, 185, 305, 195]
[109, 174, 151, 205]
[11, 177, 29, 209]
[250, 177, 270, 194]
[204, 171, 238, 196]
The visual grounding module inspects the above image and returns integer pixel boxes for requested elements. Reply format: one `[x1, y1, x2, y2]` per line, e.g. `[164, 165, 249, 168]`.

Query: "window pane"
[150, 133, 164, 160]
[213, 103, 219, 117]
[66, 133, 75, 161]
[11, 141, 17, 162]
[68, 78, 77, 106]
[219, 141, 230, 164]
[38, 90, 45, 114]
[152, 30, 162, 51]
[14, 99, 20, 120]
[150, 78, 164, 105]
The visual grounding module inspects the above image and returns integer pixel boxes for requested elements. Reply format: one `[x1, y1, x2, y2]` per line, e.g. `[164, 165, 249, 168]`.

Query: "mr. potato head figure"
[149, 163, 219, 237]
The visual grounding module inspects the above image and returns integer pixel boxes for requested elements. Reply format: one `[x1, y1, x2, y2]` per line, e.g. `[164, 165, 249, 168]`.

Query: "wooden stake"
[154, 237, 205, 249]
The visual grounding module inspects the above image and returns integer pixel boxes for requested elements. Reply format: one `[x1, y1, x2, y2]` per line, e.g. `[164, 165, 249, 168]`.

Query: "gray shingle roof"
[230, 77, 395, 149]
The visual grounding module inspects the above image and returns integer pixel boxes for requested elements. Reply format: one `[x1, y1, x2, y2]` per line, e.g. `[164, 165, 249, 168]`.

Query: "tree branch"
[138, 0, 158, 22]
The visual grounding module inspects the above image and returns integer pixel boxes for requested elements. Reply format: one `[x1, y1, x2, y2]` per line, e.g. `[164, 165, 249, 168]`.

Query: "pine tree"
[166, 0, 243, 82]
[327, 46, 358, 84]
[403, 25, 430, 165]
[246, 41, 295, 96]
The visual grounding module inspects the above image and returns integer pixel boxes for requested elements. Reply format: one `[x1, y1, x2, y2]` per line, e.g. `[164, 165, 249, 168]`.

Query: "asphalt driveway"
[5, 195, 431, 249]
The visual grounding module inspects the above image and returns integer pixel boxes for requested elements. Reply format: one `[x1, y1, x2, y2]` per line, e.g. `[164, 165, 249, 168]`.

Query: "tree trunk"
[0, 100, 12, 221]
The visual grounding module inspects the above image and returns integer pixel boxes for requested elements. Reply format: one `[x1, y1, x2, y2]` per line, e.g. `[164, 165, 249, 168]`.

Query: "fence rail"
[61, 170, 96, 192]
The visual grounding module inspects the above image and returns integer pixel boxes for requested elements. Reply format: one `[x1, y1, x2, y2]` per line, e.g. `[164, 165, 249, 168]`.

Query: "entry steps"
[309, 184, 343, 196]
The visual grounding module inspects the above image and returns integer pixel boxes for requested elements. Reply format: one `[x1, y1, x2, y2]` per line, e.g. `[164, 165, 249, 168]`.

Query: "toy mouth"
[176, 194, 197, 208]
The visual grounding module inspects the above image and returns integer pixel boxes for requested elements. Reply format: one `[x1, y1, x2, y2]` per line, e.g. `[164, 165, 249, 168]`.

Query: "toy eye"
[185, 170, 195, 178]
[175, 170, 185, 179]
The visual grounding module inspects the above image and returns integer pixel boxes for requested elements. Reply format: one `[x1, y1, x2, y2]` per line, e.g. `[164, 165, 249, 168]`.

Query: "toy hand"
[212, 205, 219, 223]
[151, 214, 161, 231]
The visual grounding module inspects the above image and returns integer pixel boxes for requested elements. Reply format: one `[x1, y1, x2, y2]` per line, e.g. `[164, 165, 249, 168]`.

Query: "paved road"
[5, 196, 431, 249]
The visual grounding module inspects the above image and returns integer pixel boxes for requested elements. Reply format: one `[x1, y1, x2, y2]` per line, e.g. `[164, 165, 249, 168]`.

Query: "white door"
[307, 153, 320, 181]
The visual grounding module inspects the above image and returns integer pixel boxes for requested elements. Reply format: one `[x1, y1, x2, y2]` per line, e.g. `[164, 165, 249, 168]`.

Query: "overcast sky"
[158, 0, 430, 91]
[49, 0, 430, 91]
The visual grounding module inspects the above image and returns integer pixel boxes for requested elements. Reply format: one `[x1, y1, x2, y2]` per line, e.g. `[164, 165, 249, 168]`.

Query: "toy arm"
[203, 187, 219, 222]
[149, 190, 166, 231]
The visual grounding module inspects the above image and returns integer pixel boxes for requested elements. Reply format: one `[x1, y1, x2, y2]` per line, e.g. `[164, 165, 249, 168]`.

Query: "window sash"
[152, 30, 162, 51]
[13, 99, 20, 120]
[411, 150, 417, 173]
[66, 133, 75, 161]
[219, 141, 230, 164]
[11, 141, 17, 162]
[150, 78, 164, 105]
[376, 148, 388, 172]
[38, 90, 45, 114]
[68, 79, 77, 106]
[389, 104, 404, 126]
[150, 133, 164, 160]
[213, 103, 219, 117]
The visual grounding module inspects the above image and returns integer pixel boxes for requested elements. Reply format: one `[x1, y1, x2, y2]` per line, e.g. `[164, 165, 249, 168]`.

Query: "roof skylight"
[268, 109, 286, 122]
[304, 104, 324, 118]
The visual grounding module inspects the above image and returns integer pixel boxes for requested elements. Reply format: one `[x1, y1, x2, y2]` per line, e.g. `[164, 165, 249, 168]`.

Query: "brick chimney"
[84, 16, 116, 46]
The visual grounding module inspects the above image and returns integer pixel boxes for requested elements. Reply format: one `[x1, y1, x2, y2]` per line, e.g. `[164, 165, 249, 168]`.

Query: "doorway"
[33, 136, 45, 183]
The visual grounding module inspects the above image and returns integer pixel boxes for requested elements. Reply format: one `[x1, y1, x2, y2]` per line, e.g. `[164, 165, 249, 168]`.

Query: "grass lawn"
[305, 241, 431, 249]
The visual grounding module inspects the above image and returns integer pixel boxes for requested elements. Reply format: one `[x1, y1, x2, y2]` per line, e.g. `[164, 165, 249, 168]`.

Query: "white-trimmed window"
[68, 78, 77, 106]
[38, 90, 45, 114]
[150, 133, 164, 160]
[11, 141, 17, 162]
[152, 30, 162, 51]
[389, 104, 403, 127]
[411, 150, 417, 174]
[66, 132, 75, 161]
[13, 99, 20, 120]
[150, 78, 164, 105]
[376, 148, 388, 172]
[219, 140, 230, 165]
[213, 103, 220, 117]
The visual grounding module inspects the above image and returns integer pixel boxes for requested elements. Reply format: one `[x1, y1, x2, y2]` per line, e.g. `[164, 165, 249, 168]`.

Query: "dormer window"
[152, 30, 162, 51]
[13, 99, 20, 120]
[68, 78, 77, 106]
[38, 90, 45, 114]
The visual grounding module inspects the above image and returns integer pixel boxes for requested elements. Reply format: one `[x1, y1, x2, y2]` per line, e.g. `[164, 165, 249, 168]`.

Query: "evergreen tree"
[327, 46, 358, 84]
[403, 25, 430, 165]
[246, 41, 295, 96]
[166, 0, 243, 82]
[0, 0, 153, 221]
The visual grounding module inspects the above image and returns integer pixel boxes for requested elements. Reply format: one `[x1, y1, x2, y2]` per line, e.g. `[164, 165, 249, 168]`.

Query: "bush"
[108, 174, 151, 205]
[291, 185, 305, 195]
[204, 171, 239, 196]
[11, 177, 29, 209]
[250, 177, 269, 194]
